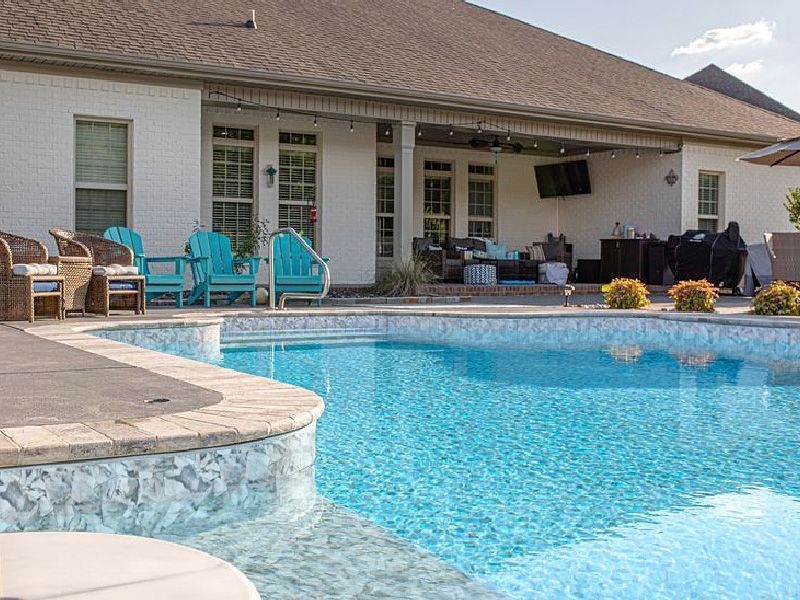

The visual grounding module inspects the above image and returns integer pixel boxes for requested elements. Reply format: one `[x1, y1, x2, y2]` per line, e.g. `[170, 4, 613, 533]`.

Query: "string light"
[210, 91, 663, 155]
[586, 148, 591, 157]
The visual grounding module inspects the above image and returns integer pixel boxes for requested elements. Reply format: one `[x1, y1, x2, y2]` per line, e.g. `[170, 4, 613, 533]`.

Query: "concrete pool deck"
[0, 293, 793, 468]
[0, 324, 221, 427]
[0, 317, 323, 467]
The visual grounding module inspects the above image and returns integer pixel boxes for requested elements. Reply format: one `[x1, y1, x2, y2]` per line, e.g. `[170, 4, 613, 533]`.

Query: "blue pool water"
[200, 328, 800, 598]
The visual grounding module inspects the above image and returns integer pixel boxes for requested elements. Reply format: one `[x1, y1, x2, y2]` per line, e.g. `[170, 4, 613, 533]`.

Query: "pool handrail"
[267, 227, 331, 310]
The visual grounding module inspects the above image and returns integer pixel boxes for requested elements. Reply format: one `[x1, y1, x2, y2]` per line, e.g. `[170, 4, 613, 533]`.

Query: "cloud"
[672, 20, 775, 56]
[725, 59, 765, 77]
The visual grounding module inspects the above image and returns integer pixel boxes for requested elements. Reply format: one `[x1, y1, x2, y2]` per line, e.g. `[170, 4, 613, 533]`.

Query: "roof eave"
[0, 42, 790, 146]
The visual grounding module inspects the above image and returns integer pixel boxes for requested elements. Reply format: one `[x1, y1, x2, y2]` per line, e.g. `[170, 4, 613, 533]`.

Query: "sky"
[472, 0, 800, 112]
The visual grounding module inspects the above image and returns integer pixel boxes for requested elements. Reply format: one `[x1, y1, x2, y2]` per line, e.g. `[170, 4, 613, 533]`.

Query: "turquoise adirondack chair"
[187, 231, 260, 307]
[104, 226, 186, 307]
[271, 230, 329, 306]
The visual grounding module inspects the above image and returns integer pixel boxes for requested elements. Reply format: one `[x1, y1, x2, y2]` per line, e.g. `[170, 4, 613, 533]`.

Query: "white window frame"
[698, 171, 722, 232]
[74, 117, 131, 232]
[376, 157, 395, 258]
[468, 163, 495, 239]
[278, 131, 319, 246]
[423, 160, 453, 243]
[212, 125, 257, 249]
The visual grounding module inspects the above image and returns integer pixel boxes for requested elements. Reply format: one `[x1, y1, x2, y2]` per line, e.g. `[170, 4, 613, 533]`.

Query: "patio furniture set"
[0, 227, 327, 322]
[415, 235, 573, 285]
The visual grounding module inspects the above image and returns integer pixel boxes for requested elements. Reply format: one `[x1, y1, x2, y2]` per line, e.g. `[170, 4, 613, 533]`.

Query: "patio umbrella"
[739, 137, 800, 167]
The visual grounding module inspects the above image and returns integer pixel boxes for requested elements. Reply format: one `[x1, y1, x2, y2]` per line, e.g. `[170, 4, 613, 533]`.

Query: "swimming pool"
[18, 315, 800, 597]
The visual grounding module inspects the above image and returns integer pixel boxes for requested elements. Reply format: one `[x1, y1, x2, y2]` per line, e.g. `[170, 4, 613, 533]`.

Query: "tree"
[785, 187, 800, 231]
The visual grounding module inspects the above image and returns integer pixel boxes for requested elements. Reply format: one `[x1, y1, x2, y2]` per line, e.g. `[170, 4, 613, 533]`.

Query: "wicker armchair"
[764, 232, 800, 283]
[0, 231, 64, 322]
[49, 228, 145, 317]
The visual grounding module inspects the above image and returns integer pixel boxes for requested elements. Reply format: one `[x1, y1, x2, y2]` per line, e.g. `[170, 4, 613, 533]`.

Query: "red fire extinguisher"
[310, 203, 318, 224]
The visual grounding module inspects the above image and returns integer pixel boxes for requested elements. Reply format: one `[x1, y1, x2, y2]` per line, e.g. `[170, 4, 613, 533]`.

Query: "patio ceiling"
[205, 91, 680, 158]
[376, 123, 665, 158]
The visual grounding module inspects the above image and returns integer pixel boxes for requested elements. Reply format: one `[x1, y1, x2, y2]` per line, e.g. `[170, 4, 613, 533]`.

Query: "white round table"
[0, 532, 259, 599]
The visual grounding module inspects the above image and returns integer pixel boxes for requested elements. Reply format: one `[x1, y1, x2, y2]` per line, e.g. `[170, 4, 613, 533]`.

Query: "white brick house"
[1, 1, 799, 285]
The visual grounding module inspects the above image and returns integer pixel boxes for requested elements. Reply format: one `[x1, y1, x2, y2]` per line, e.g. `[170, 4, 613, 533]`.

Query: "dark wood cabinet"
[600, 239, 666, 284]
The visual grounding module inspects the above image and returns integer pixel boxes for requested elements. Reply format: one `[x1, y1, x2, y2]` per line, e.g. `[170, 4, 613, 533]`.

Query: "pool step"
[222, 328, 385, 348]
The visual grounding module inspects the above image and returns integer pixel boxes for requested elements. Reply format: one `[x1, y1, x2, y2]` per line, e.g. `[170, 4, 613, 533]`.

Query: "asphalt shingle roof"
[2, 0, 799, 140]
[686, 64, 800, 124]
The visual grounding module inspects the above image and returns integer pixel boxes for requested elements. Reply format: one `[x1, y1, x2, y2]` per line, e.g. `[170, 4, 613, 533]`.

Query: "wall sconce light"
[664, 169, 679, 187]
[264, 164, 277, 187]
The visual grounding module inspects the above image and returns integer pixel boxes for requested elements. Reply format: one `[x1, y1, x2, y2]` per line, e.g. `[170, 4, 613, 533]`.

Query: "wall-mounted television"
[534, 160, 592, 198]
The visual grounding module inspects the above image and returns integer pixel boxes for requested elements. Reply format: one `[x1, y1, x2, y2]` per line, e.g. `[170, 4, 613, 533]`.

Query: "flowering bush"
[603, 278, 650, 309]
[668, 279, 718, 313]
[752, 281, 800, 316]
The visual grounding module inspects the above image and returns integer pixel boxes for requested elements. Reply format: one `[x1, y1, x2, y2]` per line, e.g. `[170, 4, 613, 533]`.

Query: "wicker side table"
[0, 275, 64, 322]
[87, 274, 145, 317]
[49, 256, 92, 316]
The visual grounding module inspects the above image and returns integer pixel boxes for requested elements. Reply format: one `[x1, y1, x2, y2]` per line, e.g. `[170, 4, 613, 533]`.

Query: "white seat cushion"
[93, 265, 139, 276]
[12, 263, 57, 276]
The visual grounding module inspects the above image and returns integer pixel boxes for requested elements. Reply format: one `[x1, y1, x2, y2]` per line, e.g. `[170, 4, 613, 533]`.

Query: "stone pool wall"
[0, 424, 315, 535]
[96, 321, 222, 361]
[220, 312, 800, 363]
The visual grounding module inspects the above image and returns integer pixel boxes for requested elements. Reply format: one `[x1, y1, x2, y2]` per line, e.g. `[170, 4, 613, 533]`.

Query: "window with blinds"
[423, 161, 452, 244]
[468, 164, 495, 239]
[376, 157, 395, 258]
[212, 127, 255, 249]
[279, 133, 317, 245]
[698, 172, 720, 232]
[212, 201, 253, 247]
[74, 120, 128, 235]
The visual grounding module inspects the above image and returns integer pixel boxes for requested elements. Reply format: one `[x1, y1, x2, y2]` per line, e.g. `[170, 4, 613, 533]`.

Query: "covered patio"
[205, 86, 686, 288]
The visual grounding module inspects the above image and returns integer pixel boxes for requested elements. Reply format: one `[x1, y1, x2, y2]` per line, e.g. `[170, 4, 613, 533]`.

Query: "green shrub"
[753, 281, 800, 316]
[668, 279, 718, 313]
[784, 187, 800, 231]
[375, 254, 434, 296]
[603, 278, 650, 309]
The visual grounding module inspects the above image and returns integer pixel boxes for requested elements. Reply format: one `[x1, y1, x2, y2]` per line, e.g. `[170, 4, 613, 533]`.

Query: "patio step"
[418, 283, 604, 296]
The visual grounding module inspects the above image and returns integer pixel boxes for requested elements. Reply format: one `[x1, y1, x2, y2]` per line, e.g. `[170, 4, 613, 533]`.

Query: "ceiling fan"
[467, 135, 531, 154]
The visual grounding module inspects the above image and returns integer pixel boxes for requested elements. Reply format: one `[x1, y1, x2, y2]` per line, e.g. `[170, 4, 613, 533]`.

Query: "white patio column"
[394, 121, 416, 262]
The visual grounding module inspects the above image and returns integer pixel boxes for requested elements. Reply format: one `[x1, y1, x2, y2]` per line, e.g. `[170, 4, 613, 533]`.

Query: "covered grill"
[667, 222, 748, 293]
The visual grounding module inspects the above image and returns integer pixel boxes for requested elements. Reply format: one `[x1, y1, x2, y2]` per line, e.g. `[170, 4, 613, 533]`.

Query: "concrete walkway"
[0, 324, 220, 427]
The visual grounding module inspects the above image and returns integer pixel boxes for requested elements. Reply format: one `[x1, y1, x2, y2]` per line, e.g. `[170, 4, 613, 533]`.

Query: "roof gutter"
[0, 42, 787, 146]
